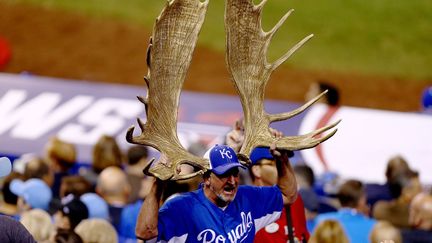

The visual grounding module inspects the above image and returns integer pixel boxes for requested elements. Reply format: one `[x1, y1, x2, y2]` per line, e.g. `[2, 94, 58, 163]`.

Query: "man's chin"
[220, 191, 237, 202]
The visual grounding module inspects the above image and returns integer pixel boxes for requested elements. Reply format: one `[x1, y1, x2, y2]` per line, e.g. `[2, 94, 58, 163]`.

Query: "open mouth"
[224, 186, 235, 194]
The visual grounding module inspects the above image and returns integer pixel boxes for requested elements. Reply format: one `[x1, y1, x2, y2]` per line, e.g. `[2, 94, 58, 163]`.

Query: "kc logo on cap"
[204, 144, 245, 175]
[219, 148, 233, 159]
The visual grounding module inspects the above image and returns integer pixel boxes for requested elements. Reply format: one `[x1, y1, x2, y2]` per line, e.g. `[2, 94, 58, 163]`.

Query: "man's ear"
[251, 165, 261, 179]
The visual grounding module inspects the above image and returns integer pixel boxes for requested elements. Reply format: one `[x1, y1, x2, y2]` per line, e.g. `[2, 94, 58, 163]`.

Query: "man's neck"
[252, 179, 267, 187]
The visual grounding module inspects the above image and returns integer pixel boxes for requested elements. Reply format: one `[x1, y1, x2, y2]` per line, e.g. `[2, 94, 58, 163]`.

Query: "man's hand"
[225, 119, 245, 152]
[269, 142, 297, 205]
[226, 118, 285, 153]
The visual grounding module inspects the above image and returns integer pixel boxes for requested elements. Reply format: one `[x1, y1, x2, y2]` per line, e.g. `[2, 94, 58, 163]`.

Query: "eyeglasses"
[258, 160, 276, 167]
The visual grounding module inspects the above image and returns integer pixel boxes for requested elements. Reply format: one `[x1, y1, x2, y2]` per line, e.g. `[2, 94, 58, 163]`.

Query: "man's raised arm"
[135, 178, 164, 240]
[270, 144, 298, 205]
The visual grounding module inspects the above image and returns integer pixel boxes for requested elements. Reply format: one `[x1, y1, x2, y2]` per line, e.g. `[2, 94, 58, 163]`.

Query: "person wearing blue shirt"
[313, 179, 376, 243]
[135, 144, 297, 242]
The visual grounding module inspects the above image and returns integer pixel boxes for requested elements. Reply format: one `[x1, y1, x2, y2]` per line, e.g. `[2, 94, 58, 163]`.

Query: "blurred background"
[1, 1, 432, 183]
[1, 1, 432, 242]
[1, 0, 431, 111]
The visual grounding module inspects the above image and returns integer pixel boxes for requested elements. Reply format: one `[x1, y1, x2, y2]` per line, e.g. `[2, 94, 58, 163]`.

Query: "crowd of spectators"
[0, 122, 431, 242]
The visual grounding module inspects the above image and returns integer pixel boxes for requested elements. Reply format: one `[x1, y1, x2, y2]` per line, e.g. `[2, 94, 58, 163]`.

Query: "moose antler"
[126, 0, 210, 180]
[225, 0, 340, 161]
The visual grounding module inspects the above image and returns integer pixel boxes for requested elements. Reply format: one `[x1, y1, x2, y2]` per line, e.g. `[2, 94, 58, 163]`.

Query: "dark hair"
[127, 145, 149, 166]
[294, 164, 315, 186]
[388, 170, 419, 198]
[317, 81, 340, 106]
[60, 197, 89, 230]
[60, 175, 92, 198]
[2, 172, 22, 204]
[54, 229, 83, 243]
[337, 179, 364, 208]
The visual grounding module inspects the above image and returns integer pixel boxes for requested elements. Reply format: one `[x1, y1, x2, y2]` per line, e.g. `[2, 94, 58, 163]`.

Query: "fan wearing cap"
[0, 157, 37, 242]
[250, 147, 310, 243]
[136, 144, 298, 243]
[10, 178, 53, 213]
[53, 194, 89, 230]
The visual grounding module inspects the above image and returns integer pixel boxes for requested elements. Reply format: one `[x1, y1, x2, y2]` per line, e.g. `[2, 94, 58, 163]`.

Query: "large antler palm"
[225, 0, 340, 161]
[126, 0, 209, 180]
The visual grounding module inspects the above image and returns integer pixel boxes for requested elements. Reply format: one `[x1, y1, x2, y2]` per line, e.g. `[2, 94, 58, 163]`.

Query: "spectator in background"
[96, 166, 130, 232]
[80, 135, 123, 187]
[53, 229, 83, 243]
[409, 193, 432, 230]
[249, 147, 310, 243]
[304, 81, 340, 175]
[44, 136, 77, 199]
[309, 219, 348, 243]
[23, 157, 54, 187]
[0, 171, 22, 216]
[10, 178, 52, 213]
[369, 221, 402, 243]
[53, 195, 88, 231]
[0, 156, 37, 242]
[80, 193, 109, 220]
[372, 170, 422, 228]
[421, 86, 432, 114]
[294, 163, 338, 232]
[75, 218, 118, 243]
[314, 179, 376, 243]
[305, 80, 340, 107]
[59, 175, 92, 199]
[125, 145, 151, 203]
[402, 193, 432, 242]
[0, 214, 37, 243]
[20, 209, 54, 242]
[366, 155, 416, 209]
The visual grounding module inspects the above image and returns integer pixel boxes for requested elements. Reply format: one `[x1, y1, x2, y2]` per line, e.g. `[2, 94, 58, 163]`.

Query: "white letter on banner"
[59, 98, 143, 145]
[0, 90, 93, 139]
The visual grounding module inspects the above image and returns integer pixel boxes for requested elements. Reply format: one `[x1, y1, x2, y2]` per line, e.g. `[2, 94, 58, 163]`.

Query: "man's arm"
[270, 144, 298, 205]
[135, 178, 164, 240]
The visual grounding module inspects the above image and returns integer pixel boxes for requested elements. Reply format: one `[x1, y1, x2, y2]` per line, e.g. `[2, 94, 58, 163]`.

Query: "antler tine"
[266, 9, 294, 40]
[255, 0, 269, 10]
[226, 0, 339, 160]
[272, 34, 314, 71]
[127, 0, 211, 181]
[276, 120, 340, 150]
[270, 90, 327, 122]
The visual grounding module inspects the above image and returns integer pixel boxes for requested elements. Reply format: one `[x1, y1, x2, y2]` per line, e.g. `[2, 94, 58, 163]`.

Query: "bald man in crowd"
[402, 193, 432, 242]
[96, 166, 131, 232]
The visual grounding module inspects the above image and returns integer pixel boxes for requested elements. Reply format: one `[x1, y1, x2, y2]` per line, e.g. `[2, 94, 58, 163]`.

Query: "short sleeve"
[157, 199, 189, 242]
[241, 185, 283, 231]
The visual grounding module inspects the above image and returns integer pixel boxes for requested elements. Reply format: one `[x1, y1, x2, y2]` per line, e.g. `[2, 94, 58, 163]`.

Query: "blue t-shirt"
[158, 185, 283, 243]
[313, 208, 377, 243]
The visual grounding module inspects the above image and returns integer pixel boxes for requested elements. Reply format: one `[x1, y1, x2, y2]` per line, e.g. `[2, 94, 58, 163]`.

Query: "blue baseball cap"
[10, 178, 52, 210]
[250, 147, 274, 165]
[204, 144, 245, 175]
[80, 193, 109, 220]
[250, 147, 294, 165]
[0, 157, 12, 178]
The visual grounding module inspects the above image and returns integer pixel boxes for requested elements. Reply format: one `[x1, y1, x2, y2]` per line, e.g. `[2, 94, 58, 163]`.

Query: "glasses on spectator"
[258, 160, 276, 167]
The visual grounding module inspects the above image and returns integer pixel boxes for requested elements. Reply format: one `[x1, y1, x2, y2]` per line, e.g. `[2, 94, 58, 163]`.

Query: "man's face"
[205, 168, 240, 207]
[255, 159, 278, 186]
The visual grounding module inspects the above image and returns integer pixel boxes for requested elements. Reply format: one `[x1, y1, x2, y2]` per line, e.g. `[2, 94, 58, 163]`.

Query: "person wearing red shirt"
[250, 147, 309, 243]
